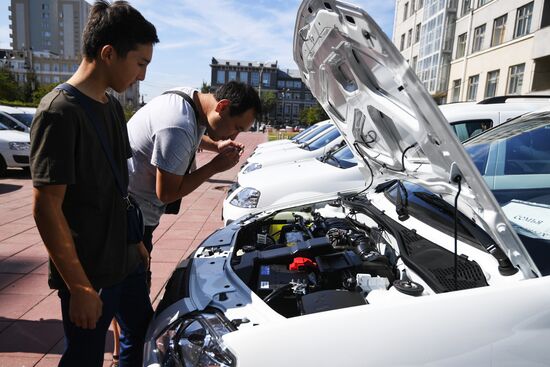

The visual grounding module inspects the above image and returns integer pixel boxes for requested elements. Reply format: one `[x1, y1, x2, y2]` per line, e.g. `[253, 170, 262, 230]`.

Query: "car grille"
[13, 155, 29, 164]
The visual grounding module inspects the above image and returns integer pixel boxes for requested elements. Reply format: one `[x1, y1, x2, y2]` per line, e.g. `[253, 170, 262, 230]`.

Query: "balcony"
[532, 27, 550, 60]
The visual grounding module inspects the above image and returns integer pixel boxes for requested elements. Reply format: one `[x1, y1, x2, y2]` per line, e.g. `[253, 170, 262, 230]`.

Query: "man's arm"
[33, 185, 102, 329]
[156, 147, 241, 203]
[199, 135, 244, 153]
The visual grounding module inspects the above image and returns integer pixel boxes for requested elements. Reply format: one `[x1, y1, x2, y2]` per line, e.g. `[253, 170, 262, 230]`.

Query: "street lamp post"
[281, 88, 290, 126]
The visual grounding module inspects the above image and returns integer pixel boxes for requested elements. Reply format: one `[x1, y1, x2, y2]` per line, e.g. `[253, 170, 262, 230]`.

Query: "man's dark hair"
[214, 81, 262, 117]
[82, 1, 159, 60]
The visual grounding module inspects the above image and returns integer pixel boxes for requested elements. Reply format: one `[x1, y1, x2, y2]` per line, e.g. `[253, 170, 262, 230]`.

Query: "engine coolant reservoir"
[268, 211, 313, 242]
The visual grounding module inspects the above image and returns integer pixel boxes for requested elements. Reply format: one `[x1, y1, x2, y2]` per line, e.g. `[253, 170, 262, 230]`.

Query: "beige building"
[448, 0, 550, 102]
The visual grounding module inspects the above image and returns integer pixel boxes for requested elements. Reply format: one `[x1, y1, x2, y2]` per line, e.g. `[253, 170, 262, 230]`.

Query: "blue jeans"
[58, 264, 153, 367]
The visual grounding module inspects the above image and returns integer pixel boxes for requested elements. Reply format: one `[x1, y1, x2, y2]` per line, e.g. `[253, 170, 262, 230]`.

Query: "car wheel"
[0, 155, 6, 177]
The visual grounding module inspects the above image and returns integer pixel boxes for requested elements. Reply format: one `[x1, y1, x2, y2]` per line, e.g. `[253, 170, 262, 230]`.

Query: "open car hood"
[293, 0, 539, 277]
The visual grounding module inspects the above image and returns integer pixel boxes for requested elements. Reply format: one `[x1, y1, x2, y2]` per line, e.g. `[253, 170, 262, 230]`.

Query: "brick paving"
[0, 132, 266, 367]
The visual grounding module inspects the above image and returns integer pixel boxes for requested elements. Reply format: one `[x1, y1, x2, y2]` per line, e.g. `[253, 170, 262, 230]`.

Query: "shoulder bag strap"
[56, 83, 128, 198]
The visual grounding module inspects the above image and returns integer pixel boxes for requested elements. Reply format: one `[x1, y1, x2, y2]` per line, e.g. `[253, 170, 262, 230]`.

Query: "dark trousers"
[58, 264, 153, 367]
[143, 224, 158, 290]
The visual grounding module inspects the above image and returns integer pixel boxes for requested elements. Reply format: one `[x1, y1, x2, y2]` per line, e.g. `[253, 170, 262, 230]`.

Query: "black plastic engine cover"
[300, 290, 366, 315]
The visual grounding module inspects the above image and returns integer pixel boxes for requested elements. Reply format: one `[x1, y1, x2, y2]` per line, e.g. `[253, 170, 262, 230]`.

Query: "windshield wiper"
[414, 191, 518, 276]
[395, 181, 409, 221]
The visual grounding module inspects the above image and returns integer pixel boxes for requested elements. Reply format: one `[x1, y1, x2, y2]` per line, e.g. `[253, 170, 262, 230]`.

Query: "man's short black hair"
[214, 81, 262, 118]
[82, 1, 159, 60]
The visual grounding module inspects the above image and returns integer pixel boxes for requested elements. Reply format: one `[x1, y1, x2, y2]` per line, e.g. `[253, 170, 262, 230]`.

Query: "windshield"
[304, 128, 341, 151]
[321, 145, 357, 169]
[292, 123, 321, 141]
[295, 123, 332, 144]
[464, 112, 550, 275]
[9, 113, 34, 127]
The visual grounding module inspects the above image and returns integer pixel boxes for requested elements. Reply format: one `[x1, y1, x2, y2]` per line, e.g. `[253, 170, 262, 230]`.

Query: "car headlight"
[155, 311, 236, 367]
[242, 163, 262, 174]
[230, 187, 260, 208]
[9, 142, 30, 150]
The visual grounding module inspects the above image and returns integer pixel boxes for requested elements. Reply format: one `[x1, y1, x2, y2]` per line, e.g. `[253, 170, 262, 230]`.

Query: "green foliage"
[0, 67, 22, 101]
[260, 91, 277, 120]
[299, 104, 328, 125]
[123, 104, 136, 121]
[201, 81, 210, 93]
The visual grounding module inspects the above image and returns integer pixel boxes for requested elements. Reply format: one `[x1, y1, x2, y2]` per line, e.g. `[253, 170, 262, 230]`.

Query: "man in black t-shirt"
[30, 2, 158, 366]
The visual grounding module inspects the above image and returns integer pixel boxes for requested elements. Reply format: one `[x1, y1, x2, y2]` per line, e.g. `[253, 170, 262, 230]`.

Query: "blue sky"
[0, 0, 395, 102]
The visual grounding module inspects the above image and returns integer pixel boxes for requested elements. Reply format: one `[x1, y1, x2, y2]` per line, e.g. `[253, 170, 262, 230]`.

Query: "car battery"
[257, 264, 309, 293]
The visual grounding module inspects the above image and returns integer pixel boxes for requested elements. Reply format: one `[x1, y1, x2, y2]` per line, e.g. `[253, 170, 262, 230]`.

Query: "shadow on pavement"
[206, 178, 235, 185]
[0, 183, 23, 194]
[1, 168, 31, 181]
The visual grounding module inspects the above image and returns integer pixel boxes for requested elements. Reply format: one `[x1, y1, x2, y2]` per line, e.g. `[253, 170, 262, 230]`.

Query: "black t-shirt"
[30, 88, 140, 290]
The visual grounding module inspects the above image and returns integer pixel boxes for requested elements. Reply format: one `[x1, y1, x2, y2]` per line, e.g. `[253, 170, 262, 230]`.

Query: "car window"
[305, 128, 340, 151]
[295, 123, 332, 144]
[292, 123, 320, 141]
[451, 119, 492, 141]
[0, 122, 8, 130]
[8, 113, 34, 128]
[503, 125, 550, 175]
[0, 113, 23, 131]
[465, 143, 490, 174]
[322, 145, 357, 169]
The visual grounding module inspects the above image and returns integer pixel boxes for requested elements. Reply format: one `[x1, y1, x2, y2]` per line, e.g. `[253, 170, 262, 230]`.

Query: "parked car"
[240, 125, 344, 176]
[253, 120, 331, 152]
[441, 96, 550, 141]
[0, 105, 35, 132]
[144, 2, 549, 366]
[0, 122, 31, 175]
[223, 144, 365, 224]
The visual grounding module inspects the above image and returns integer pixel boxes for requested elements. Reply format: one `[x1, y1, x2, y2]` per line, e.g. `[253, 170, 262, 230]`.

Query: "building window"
[277, 80, 285, 88]
[514, 2, 534, 38]
[251, 71, 260, 86]
[472, 24, 486, 53]
[418, 0, 423, 9]
[262, 72, 271, 87]
[491, 14, 507, 47]
[62, 63, 68, 72]
[415, 23, 421, 44]
[456, 33, 467, 58]
[507, 63, 525, 94]
[228, 71, 237, 81]
[294, 81, 302, 89]
[239, 71, 248, 83]
[217, 70, 225, 84]
[411, 0, 416, 14]
[485, 70, 499, 98]
[400, 34, 405, 51]
[478, 0, 492, 7]
[404, 2, 409, 20]
[461, 0, 472, 16]
[467, 75, 479, 101]
[407, 29, 413, 48]
[452, 79, 461, 102]
[412, 56, 418, 72]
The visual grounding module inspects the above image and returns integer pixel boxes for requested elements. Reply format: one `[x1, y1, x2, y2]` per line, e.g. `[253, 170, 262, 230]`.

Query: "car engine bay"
[230, 194, 490, 318]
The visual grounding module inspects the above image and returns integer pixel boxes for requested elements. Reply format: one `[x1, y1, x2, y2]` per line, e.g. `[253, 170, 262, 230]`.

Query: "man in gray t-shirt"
[127, 81, 261, 277]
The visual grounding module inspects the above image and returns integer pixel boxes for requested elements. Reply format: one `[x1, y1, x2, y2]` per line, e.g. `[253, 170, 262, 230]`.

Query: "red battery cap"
[289, 257, 317, 271]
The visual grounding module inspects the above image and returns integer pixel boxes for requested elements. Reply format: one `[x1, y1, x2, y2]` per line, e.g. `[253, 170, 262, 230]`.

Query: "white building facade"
[448, 0, 550, 102]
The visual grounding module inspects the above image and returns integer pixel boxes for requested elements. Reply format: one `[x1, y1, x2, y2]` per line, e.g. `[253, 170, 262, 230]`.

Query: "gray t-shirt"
[127, 87, 206, 226]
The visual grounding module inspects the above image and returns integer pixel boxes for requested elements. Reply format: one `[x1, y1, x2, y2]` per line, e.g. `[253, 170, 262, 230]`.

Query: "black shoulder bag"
[162, 90, 200, 215]
[56, 83, 144, 244]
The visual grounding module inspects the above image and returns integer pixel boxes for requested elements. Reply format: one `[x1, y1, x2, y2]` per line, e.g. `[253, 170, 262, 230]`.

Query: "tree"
[32, 82, 58, 105]
[299, 104, 328, 125]
[260, 91, 277, 121]
[201, 81, 210, 93]
[0, 67, 22, 101]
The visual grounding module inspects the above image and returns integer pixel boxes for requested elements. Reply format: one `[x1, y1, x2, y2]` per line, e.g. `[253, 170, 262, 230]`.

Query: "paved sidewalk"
[0, 132, 266, 367]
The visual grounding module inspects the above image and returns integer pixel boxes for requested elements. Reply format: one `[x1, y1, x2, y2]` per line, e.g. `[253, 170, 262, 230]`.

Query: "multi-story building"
[6, 0, 141, 109]
[210, 57, 317, 125]
[9, 0, 91, 58]
[394, 0, 458, 103]
[448, 0, 550, 102]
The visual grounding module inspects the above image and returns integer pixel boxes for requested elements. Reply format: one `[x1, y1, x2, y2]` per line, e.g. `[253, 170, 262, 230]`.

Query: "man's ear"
[99, 45, 116, 63]
[214, 99, 231, 113]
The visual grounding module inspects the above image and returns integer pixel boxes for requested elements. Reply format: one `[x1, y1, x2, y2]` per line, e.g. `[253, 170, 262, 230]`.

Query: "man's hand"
[137, 241, 150, 270]
[69, 286, 103, 329]
[210, 146, 241, 172]
[216, 139, 244, 155]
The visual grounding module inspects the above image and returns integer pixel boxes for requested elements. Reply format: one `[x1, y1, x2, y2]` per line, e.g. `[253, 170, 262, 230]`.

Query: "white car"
[0, 122, 31, 175]
[441, 96, 550, 141]
[0, 105, 35, 132]
[224, 145, 365, 224]
[250, 119, 334, 157]
[145, 2, 550, 366]
[240, 124, 345, 176]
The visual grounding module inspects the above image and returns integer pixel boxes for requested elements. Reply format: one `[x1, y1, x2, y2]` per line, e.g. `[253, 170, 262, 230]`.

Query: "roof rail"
[478, 95, 550, 104]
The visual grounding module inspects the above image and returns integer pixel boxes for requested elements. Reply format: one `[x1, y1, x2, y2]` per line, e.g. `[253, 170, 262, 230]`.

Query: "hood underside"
[292, 0, 539, 277]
